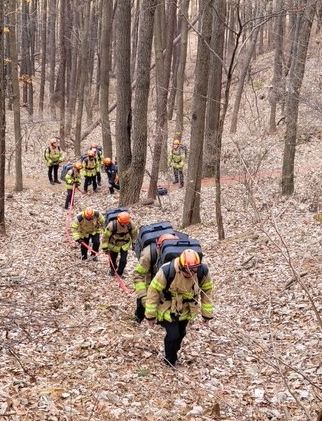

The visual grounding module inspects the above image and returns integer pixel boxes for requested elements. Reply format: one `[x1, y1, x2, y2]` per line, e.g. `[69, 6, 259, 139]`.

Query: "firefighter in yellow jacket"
[168, 139, 185, 187]
[71, 208, 105, 260]
[102, 212, 138, 276]
[64, 162, 82, 209]
[145, 249, 214, 367]
[44, 138, 63, 185]
[133, 233, 179, 323]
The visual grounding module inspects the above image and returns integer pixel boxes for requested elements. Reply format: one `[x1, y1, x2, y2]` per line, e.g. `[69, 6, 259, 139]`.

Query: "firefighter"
[102, 211, 137, 276]
[133, 233, 179, 323]
[82, 150, 98, 193]
[44, 138, 63, 185]
[64, 162, 82, 210]
[102, 157, 120, 194]
[168, 139, 185, 187]
[145, 249, 214, 367]
[90, 144, 103, 186]
[71, 207, 105, 261]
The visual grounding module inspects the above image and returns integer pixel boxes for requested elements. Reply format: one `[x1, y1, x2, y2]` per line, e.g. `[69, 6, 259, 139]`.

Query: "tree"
[147, 0, 177, 199]
[39, 0, 47, 117]
[8, 0, 23, 192]
[119, 0, 157, 206]
[0, 0, 5, 233]
[100, 0, 113, 158]
[48, 0, 57, 118]
[182, 0, 212, 227]
[282, 0, 317, 195]
[115, 0, 132, 187]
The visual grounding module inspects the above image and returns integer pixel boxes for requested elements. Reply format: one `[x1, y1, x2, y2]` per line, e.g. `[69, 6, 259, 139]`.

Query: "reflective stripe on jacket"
[102, 220, 138, 253]
[45, 146, 63, 166]
[83, 157, 97, 177]
[71, 211, 105, 240]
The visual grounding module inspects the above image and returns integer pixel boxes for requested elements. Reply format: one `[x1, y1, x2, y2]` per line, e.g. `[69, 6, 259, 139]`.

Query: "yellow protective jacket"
[71, 210, 105, 241]
[145, 258, 214, 322]
[82, 157, 98, 177]
[168, 148, 184, 169]
[64, 168, 81, 190]
[45, 146, 63, 167]
[102, 220, 138, 253]
[133, 244, 158, 301]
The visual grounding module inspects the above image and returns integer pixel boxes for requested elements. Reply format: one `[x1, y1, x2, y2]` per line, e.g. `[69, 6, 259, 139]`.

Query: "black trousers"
[173, 168, 184, 186]
[160, 320, 189, 366]
[97, 171, 101, 186]
[65, 189, 74, 209]
[135, 298, 145, 323]
[84, 175, 97, 192]
[48, 164, 59, 182]
[108, 181, 120, 194]
[109, 249, 128, 275]
[80, 233, 100, 259]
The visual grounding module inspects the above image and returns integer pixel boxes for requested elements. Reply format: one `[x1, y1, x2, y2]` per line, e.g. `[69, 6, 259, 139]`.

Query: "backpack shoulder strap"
[162, 260, 176, 292]
[197, 264, 209, 284]
[111, 219, 117, 234]
[150, 242, 157, 275]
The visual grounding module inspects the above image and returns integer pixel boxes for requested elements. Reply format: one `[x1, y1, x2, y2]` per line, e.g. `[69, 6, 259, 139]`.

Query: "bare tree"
[0, 0, 5, 233]
[48, 0, 57, 118]
[147, 0, 177, 199]
[182, 0, 212, 227]
[115, 0, 132, 182]
[8, 0, 23, 192]
[119, 0, 157, 205]
[282, 0, 317, 195]
[39, 0, 47, 117]
[100, 0, 113, 158]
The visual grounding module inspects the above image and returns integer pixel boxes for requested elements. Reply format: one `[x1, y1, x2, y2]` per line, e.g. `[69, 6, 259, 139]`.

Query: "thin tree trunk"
[131, 0, 140, 80]
[230, 6, 263, 134]
[282, 1, 316, 195]
[74, 2, 91, 156]
[39, 0, 47, 116]
[9, 0, 23, 192]
[100, 0, 113, 157]
[203, 0, 226, 178]
[148, 0, 176, 199]
[58, 0, 66, 148]
[0, 0, 5, 233]
[120, 0, 157, 206]
[269, 0, 284, 134]
[49, 0, 57, 119]
[175, 0, 190, 135]
[182, 0, 212, 227]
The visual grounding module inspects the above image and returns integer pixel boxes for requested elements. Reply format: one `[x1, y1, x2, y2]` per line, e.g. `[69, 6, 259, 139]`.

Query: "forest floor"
[2, 35, 322, 421]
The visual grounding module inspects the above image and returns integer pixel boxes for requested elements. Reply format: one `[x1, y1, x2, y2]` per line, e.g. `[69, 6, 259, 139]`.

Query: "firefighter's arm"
[200, 271, 214, 320]
[145, 269, 166, 320]
[133, 247, 151, 299]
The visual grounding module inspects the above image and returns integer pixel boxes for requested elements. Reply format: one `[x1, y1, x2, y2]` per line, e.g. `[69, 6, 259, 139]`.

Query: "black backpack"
[161, 260, 209, 299]
[157, 238, 203, 268]
[134, 222, 174, 260]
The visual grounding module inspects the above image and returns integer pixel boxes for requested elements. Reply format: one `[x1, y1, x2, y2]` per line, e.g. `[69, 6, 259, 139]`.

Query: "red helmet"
[117, 212, 130, 225]
[179, 249, 200, 275]
[84, 208, 94, 220]
[156, 233, 178, 248]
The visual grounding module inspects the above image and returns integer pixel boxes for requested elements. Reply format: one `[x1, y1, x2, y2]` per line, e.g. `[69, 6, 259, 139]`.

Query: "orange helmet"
[173, 139, 180, 146]
[50, 138, 58, 146]
[117, 212, 130, 225]
[84, 208, 94, 220]
[179, 249, 200, 275]
[157, 233, 178, 248]
[103, 157, 112, 165]
[87, 150, 95, 157]
[73, 162, 82, 170]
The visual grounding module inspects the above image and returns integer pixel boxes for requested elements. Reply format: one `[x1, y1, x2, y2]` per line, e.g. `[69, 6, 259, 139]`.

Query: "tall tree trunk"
[74, 2, 91, 156]
[203, 0, 226, 178]
[48, 0, 57, 118]
[58, 0, 67, 148]
[9, 0, 23, 192]
[131, 0, 140, 80]
[148, 0, 176, 199]
[175, 0, 190, 135]
[282, 1, 316, 195]
[100, 0, 113, 157]
[120, 0, 157, 206]
[269, 0, 285, 134]
[39, 0, 47, 117]
[115, 0, 132, 180]
[0, 0, 5, 233]
[182, 0, 212, 227]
